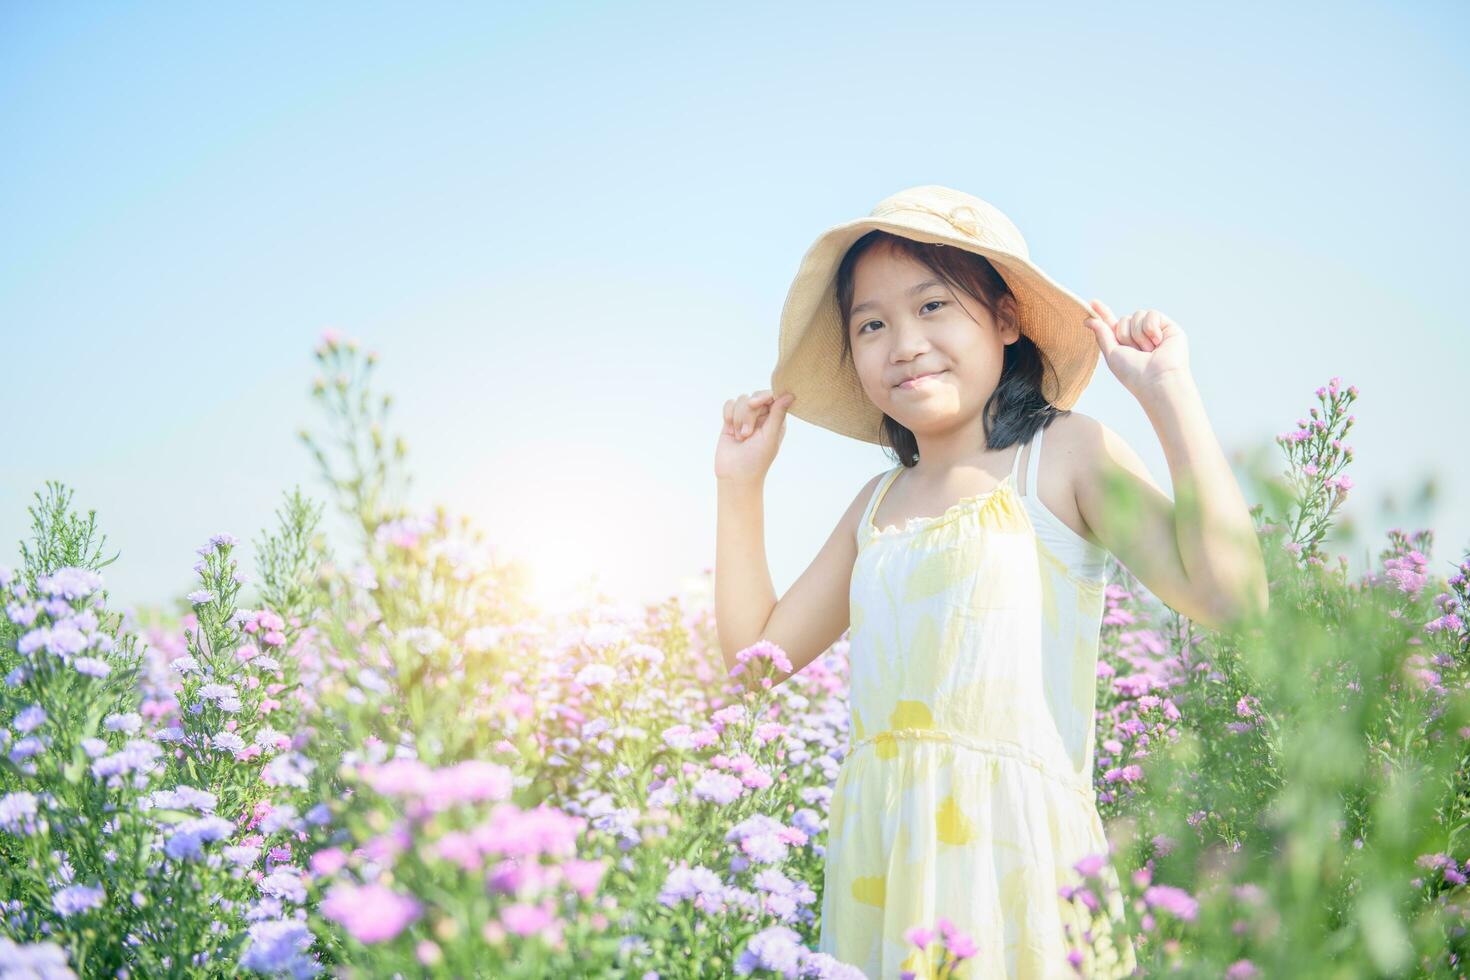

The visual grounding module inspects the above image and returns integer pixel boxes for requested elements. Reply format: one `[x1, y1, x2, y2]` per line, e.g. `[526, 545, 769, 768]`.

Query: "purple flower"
[258, 870, 308, 904]
[224, 845, 262, 868]
[73, 657, 110, 678]
[6, 602, 39, 628]
[37, 567, 103, 601]
[733, 924, 804, 978]
[0, 936, 77, 978]
[187, 590, 216, 605]
[692, 770, 743, 805]
[238, 918, 317, 976]
[19, 623, 89, 658]
[52, 883, 105, 917]
[658, 864, 725, 907]
[753, 868, 796, 895]
[13, 704, 46, 734]
[146, 786, 217, 813]
[90, 740, 165, 782]
[261, 804, 301, 836]
[0, 791, 41, 834]
[165, 815, 235, 861]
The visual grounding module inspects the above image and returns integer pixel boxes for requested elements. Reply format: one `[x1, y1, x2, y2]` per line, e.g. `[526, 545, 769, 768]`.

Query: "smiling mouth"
[895, 371, 946, 389]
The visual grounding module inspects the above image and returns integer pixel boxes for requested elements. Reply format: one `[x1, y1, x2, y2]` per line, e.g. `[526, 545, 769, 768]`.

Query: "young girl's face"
[847, 243, 1019, 437]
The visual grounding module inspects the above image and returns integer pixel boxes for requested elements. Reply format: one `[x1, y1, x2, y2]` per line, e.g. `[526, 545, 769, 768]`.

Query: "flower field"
[2, 335, 1468, 978]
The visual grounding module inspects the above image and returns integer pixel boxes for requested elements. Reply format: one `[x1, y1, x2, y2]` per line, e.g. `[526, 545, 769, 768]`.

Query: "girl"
[714, 185, 1268, 978]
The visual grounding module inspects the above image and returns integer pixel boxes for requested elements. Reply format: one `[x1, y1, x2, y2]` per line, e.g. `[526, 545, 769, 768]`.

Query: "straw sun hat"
[770, 184, 1101, 446]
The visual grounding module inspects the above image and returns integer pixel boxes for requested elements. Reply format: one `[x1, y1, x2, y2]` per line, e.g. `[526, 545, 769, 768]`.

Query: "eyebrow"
[849, 278, 945, 321]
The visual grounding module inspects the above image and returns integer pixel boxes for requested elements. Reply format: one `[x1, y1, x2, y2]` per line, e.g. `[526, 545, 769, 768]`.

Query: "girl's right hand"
[715, 389, 797, 484]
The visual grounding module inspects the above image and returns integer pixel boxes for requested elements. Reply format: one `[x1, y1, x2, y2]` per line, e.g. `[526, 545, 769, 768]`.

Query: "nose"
[887, 315, 932, 362]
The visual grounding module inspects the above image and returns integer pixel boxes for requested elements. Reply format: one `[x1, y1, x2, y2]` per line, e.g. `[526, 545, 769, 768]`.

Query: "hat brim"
[770, 214, 1100, 446]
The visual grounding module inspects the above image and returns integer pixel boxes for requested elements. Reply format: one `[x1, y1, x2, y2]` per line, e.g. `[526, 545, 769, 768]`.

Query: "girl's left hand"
[1082, 299, 1192, 398]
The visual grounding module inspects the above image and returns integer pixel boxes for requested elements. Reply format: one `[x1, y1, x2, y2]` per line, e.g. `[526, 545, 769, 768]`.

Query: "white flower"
[211, 732, 246, 754]
[575, 663, 618, 687]
[399, 627, 446, 655]
[103, 712, 143, 735]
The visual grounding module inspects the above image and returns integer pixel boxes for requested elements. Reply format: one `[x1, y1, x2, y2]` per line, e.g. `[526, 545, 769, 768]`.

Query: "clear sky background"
[2, 1, 1466, 619]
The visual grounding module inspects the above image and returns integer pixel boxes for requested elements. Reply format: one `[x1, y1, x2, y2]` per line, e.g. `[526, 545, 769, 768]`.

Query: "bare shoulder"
[1049, 410, 1166, 501]
[1043, 410, 1101, 489]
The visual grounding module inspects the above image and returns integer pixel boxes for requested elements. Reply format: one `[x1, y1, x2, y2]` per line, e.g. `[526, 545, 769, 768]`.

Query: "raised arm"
[742, 475, 884, 687]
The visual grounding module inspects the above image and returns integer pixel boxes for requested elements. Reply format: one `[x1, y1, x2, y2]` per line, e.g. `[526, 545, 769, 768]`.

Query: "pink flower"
[500, 899, 556, 937]
[1073, 852, 1106, 878]
[730, 639, 793, 677]
[433, 831, 483, 872]
[310, 847, 347, 877]
[754, 722, 788, 745]
[904, 926, 934, 949]
[1143, 884, 1199, 922]
[321, 882, 421, 943]
[560, 857, 610, 900]
[468, 803, 586, 860]
[711, 705, 746, 728]
[945, 932, 978, 959]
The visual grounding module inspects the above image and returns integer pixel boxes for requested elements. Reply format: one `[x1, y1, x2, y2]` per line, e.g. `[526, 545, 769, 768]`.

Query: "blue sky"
[2, 1, 1466, 617]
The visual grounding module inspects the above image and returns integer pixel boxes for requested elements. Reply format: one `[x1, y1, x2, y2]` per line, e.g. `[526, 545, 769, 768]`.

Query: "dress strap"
[1024, 424, 1046, 499]
[1008, 431, 1032, 495]
[859, 466, 904, 541]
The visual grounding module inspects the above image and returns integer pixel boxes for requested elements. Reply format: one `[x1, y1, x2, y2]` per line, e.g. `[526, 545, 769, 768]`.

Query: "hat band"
[870, 200, 992, 245]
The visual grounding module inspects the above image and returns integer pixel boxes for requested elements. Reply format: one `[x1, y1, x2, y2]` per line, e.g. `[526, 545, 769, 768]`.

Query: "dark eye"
[856, 301, 944, 336]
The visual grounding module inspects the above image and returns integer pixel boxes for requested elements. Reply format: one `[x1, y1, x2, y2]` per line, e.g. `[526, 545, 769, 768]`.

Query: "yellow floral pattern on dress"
[852, 875, 887, 908]
[935, 793, 976, 845]
[819, 428, 1138, 979]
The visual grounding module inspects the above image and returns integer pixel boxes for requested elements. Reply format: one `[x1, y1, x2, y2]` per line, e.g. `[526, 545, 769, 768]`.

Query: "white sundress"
[818, 421, 1138, 978]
